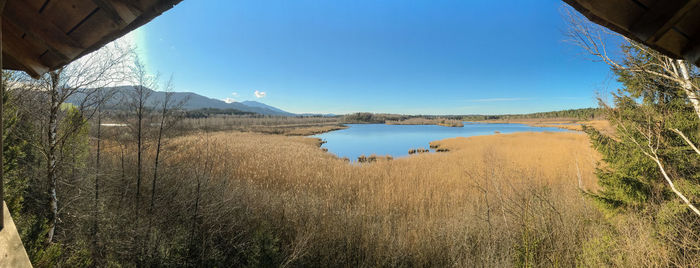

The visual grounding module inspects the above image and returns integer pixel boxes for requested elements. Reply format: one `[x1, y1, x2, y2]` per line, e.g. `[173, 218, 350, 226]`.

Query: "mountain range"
[70, 86, 297, 116]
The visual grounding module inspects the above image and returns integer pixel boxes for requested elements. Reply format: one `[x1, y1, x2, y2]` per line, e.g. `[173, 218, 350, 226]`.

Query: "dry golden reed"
[158, 131, 603, 266]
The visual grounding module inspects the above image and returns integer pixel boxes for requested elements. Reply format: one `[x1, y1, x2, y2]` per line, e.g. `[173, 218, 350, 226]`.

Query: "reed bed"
[177, 116, 344, 135]
[147, 131, 606, 266]
[480, 118, 612, 135]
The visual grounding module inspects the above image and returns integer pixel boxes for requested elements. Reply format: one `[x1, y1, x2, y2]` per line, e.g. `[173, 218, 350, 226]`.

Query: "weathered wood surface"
[0, 0, 181, 77]
[564, 0, 700, 66]
[0, 202, 32, 268]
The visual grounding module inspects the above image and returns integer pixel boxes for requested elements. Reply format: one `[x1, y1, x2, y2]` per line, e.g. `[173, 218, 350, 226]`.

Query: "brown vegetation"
[357, 154, 393, 163]
[176, 116, 345, 136]
[115, 130, 608, 266]
[407, 148, 430, 154]
[481, 118, 613, 135]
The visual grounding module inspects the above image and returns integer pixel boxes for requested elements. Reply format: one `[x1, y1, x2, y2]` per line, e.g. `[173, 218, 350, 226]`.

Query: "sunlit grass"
[154, 131, 602, 266]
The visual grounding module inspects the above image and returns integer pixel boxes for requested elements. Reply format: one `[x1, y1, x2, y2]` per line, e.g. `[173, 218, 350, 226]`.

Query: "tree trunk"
[47, 72, 60, 243]
[136, 104, 142, 211]
[677, 60, 700, 121]
[117, 144, 127, 210]
[189, 178, 201, 265]
[92, 106, 102, 260]
[148, 103, 166, 260]
[650, 153, 700, 217]
[150, 114, 165, 217]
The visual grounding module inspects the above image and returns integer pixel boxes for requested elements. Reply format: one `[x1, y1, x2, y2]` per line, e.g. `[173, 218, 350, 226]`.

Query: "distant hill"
[68, 86, 296, 116]
[240, 101, 291, 115]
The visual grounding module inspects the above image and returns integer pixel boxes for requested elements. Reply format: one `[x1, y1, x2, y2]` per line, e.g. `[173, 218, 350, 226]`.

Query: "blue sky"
[133, 0, 619, 115]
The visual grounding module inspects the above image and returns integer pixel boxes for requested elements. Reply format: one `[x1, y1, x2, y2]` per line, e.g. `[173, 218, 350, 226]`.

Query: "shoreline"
[473, 118, 612, 133]
[313, 124, 589, 162]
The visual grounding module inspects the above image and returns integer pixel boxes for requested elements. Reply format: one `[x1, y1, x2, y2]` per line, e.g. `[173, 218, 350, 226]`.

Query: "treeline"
[184, 108, 255, 118]
[462, 108, 604, 121]
[341, 112, 407, 123]
[341, 109, 603, 125]
[341, 112, 463, 124]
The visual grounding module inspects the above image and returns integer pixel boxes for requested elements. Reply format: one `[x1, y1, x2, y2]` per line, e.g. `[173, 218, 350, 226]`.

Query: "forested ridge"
[462, 108, 604, 121]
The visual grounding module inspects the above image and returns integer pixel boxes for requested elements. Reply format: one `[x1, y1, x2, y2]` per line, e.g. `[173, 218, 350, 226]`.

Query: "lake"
[313, 122, 572, 160]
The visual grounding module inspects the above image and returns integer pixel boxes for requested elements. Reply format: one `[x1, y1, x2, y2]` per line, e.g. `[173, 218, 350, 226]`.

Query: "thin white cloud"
[553, 96, 583, 100]
[254, 90, 266, 98]
[222, 97, 237, 103]
[464, 97, 533, 103]
[231, 92, 239, 96]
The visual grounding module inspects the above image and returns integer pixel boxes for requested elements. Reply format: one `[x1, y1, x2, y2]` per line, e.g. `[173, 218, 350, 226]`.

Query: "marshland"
[3, 1, 700, 268]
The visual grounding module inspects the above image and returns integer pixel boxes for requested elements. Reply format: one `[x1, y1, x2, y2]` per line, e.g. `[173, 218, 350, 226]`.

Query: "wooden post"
[0, 0, 6, 232]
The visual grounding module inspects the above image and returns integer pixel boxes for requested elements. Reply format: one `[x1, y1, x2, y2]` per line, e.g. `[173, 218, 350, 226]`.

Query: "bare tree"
[147, 75, 186, 258]
[563, 7, 700, 217]
[17, 42, 132, 243]
[91, 87, 118, 262]
[125, 56, 155, 216]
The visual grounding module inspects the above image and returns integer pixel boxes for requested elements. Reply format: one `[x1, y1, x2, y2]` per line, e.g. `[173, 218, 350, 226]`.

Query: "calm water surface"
[313, 122, 571, 160]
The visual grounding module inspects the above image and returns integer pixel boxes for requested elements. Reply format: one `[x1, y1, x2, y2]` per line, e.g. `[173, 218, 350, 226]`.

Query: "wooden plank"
[132, 0, 160, 13]
[91, 0, 140, 26]
[565, 0, 689, 61]
[0, 202, 33, 267]
[92, 0, 125, 24]
[629, 0, 687, 41]
[1, 53, 30, 71]
[675, 4, 700, 39]
[68, 9, 123, 48]
[633, 0, 657, 8]
[2, 0, 180, 75]
[41, 0, 98, 33]
[646, 0, 700, 43]
[655, 28, 688, 56]
[110, 0, 139, 22]
[39, 51, 69, 70]
[572, 0, 647, 30]
[4, 1, 85, 59]
[1, 29, 48, 77]
[0, 15, 47, 61]
[20, 0, 46, 11]
[0, 0, 5, 232]
[0, 20, 69, 62]
[682, 39, 700, 65]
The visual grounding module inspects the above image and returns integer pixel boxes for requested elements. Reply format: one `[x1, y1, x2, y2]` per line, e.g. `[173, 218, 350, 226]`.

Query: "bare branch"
[671, 128, 700, 156]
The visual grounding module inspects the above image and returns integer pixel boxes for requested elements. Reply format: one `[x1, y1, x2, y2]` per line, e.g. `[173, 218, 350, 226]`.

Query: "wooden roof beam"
[1, 41, 46, 78]
[642, 0, 700, 43]
[92, 0, 125, 25]
[682, 40, 700, 66]
[1, 18, 69, 63]
[4, 1, 84, 59]
[90, 0, 139, 25]
[116, 0, 145, 14]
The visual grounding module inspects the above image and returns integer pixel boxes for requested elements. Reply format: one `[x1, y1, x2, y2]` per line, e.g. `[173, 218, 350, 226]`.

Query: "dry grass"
[157, 131, 604, 266]
[93, 116, 689, 266]
[177, 116, 345, 135]
[283, 125, 348, 136]
[481, 118, 613, 135]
